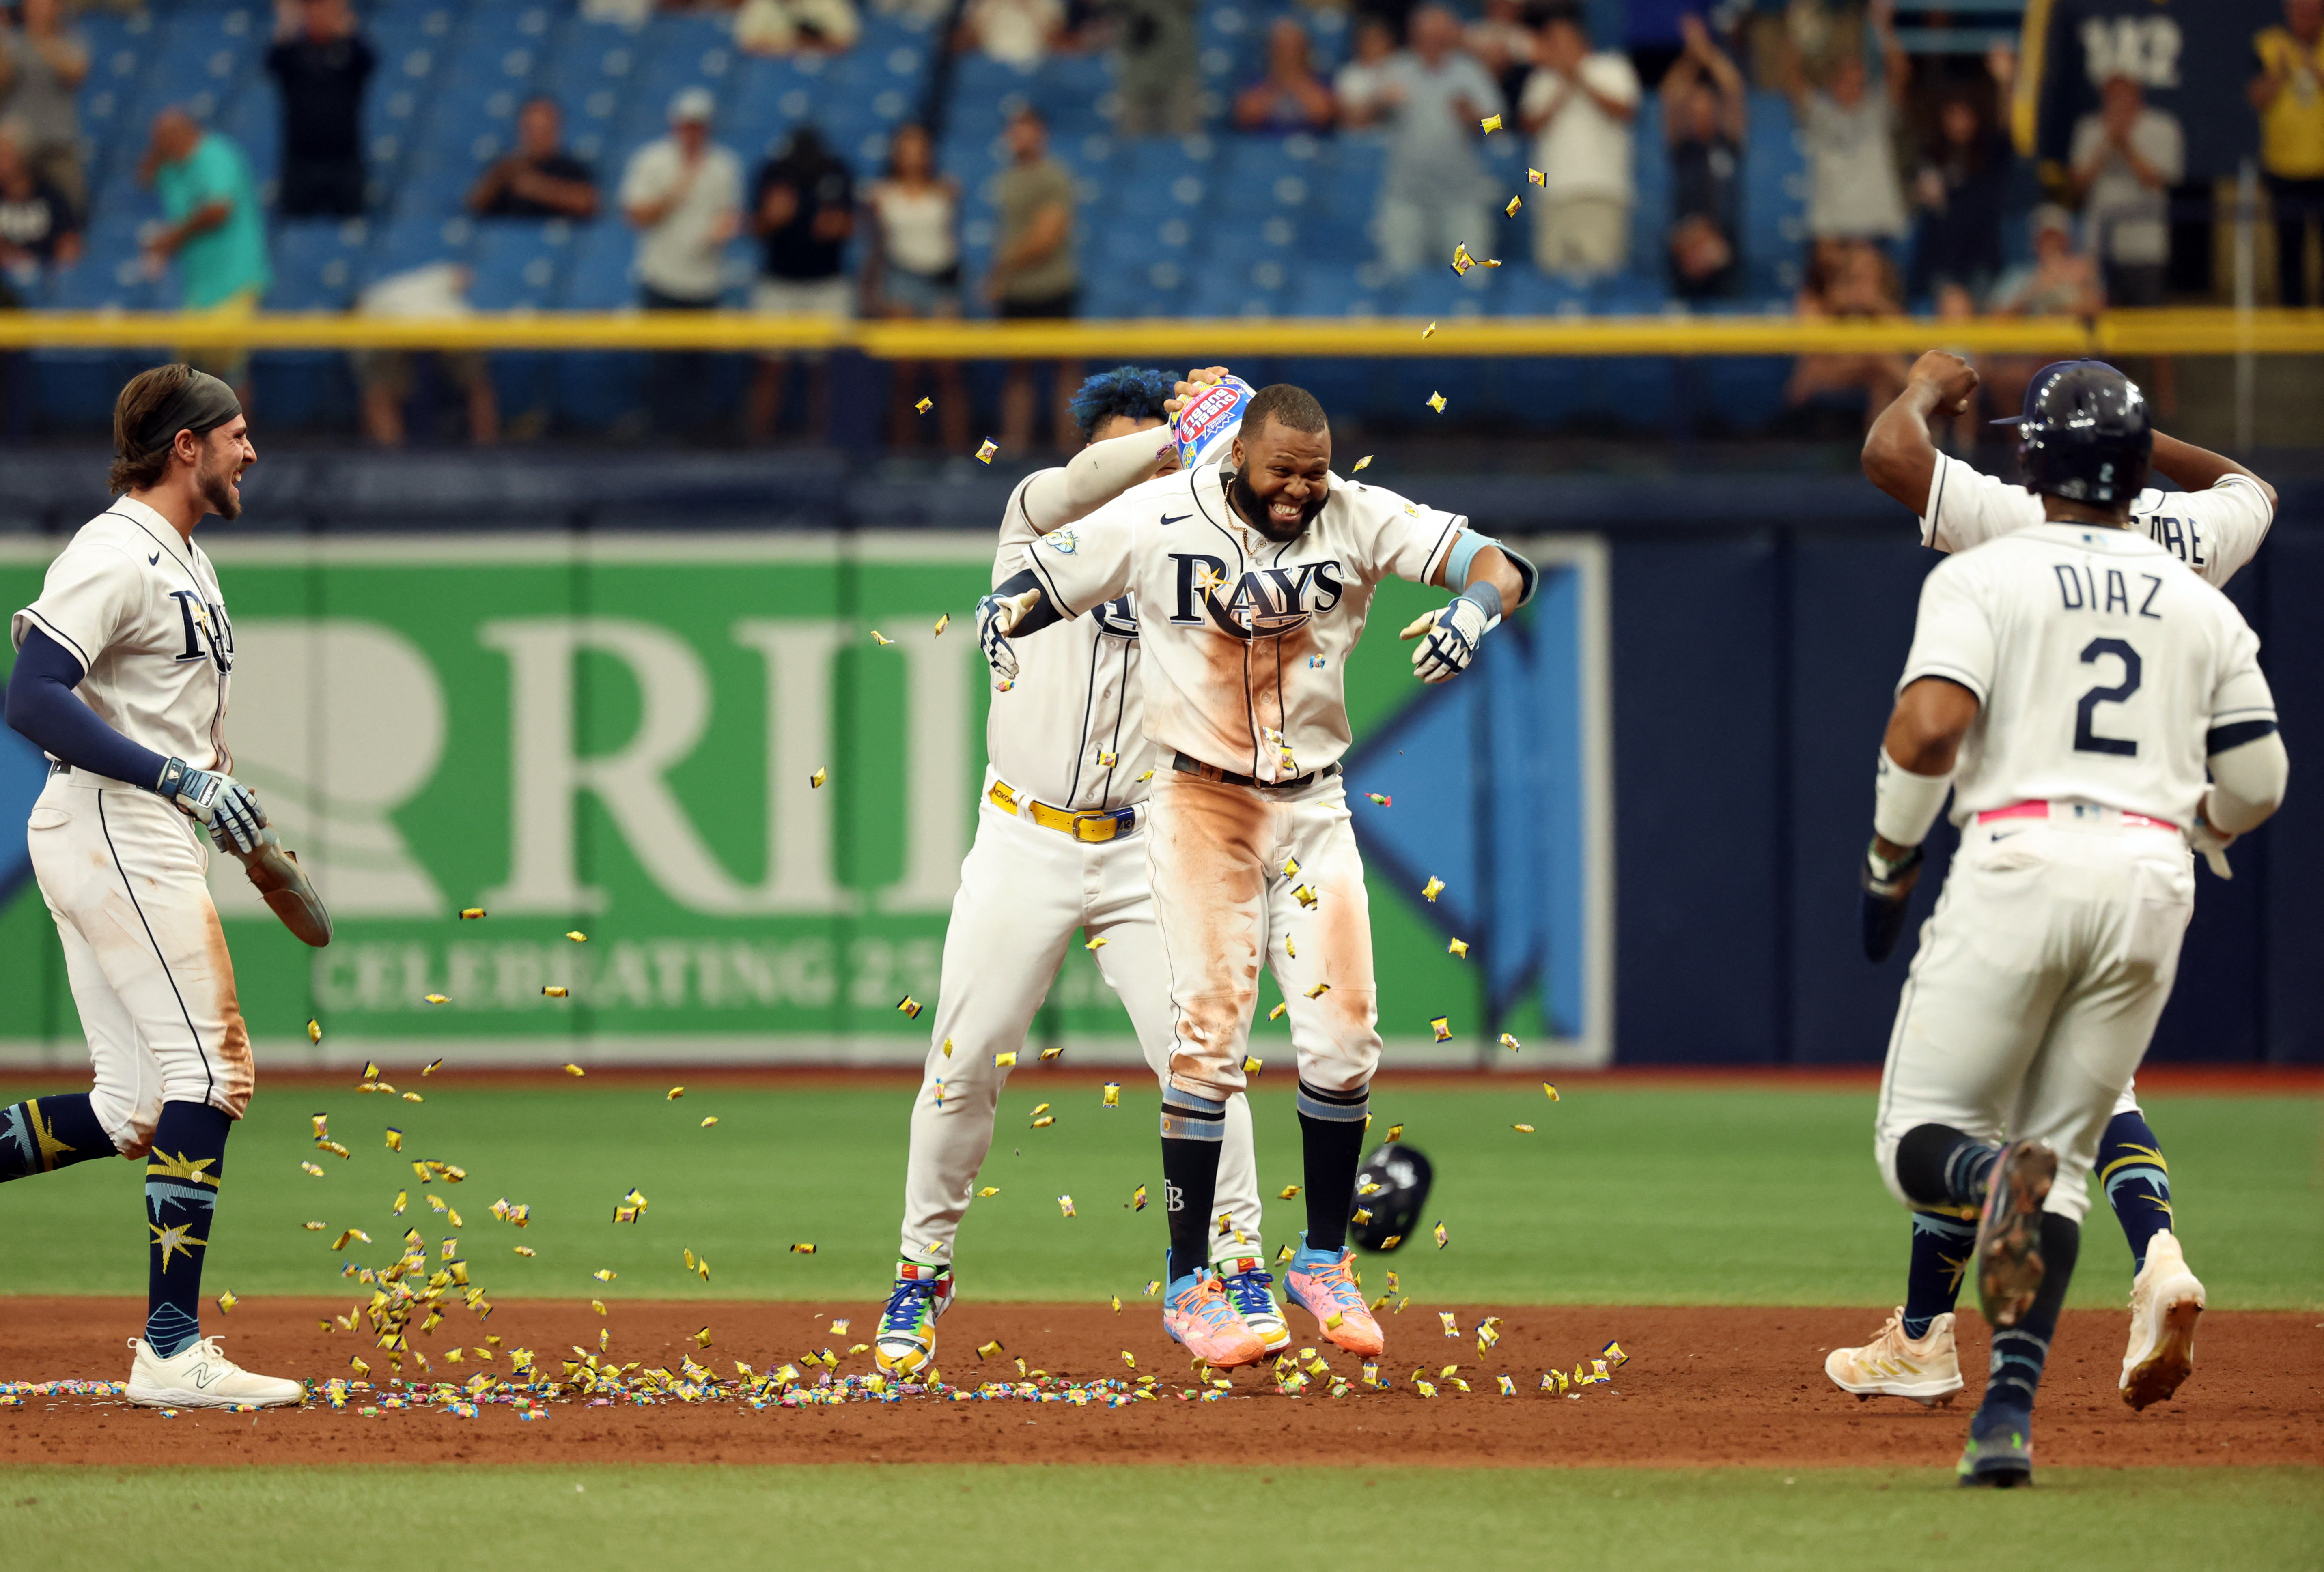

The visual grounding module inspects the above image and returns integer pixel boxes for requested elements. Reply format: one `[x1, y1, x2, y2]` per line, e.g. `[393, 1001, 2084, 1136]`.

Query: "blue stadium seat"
[269, 217, 373, 310]
[1739, 90, 1807, 299]
[362, 213, 474, 288]
[558, 217, 637, 310]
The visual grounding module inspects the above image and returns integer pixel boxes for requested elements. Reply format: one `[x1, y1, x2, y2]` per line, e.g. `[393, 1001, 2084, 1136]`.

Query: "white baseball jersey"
[1899, 523, 2276, 828]
[1020, 465, 1463, 782]
[11, 497, 235, 778]
[1921, 453, 2274, 588]
[985, 471, 1158, 811]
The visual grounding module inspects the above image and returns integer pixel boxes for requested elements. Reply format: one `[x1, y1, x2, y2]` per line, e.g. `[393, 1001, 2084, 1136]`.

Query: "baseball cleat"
[875, 1260, 954, 1378]
[125, 1337, 304, 1409]
[1823, 1308, 1963, 1405]
[1162, 1270, 1269, 1369]
[1216, 1256, 1291, 1354]
[2119, 1232, 2204, 1411]
[1282, 1234, 1385, 1357]
[1975, 1140, 2056, 1330]
[1956, 1422, 2034, 1488]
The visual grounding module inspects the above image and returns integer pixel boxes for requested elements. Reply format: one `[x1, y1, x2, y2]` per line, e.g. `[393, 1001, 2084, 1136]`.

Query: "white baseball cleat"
[2119, 1232, 2205, 1411]
[126, 1337, 305, 1409]
[1216, 1256, 1291, 1354]
[1824, 1308, 1963, 1406]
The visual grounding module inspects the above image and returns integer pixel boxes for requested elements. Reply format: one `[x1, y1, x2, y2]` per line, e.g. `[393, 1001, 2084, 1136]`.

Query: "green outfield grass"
[0, 1080, 2315, 1308]
[3, 1466, 2318, 1571]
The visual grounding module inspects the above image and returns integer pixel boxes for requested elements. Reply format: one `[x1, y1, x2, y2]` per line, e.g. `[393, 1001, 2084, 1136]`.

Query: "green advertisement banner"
[0, 532, 1609, 1071]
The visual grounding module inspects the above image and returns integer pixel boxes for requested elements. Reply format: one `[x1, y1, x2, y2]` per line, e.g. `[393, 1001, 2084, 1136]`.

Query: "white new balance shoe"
[126, 1337, 306, 1409]
[2120, 1232, 2204, 1411]
[1824, 1308, 1964, 1406]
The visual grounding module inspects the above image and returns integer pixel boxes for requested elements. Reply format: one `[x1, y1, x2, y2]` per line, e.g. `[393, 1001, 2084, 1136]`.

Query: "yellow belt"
[989, 779, 1137, 843]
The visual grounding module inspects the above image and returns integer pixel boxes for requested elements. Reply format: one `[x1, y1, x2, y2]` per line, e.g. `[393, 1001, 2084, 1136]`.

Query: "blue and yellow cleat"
[875, 1261, 954, 1378]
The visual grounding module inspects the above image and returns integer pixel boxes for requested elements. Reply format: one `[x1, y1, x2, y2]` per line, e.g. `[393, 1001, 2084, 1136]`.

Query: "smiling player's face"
[1229, 414, 1330, 542]
[194, 417, 255, 522]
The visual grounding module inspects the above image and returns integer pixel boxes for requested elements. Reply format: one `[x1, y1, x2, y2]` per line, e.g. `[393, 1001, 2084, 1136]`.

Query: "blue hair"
[1070, 365, 1179, 443]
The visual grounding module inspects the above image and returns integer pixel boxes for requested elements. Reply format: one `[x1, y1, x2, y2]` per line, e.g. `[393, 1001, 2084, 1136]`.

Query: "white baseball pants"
[26, 774, 255, 1154]
[1875, 815, 2195, 1224]
[898, 800, 1263, 1266]
[1144, 769, 1381, 1105]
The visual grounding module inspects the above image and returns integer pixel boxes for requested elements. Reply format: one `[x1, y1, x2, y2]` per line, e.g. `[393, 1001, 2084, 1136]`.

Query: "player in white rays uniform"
[1827, 352, 2281, 1416]
[978, 381, 1535, 1369]
[1851, 360, 2286, 1486]
[874, 368, 1275, 1381]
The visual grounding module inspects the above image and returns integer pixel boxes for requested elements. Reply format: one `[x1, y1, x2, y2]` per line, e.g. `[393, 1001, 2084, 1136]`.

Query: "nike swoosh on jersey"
[1159, 513, 1190, 525]
[149, 551, 161, 565]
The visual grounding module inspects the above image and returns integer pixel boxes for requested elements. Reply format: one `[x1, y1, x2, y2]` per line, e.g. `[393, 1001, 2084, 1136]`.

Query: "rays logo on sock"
[1164, 1180, 1184, 1214]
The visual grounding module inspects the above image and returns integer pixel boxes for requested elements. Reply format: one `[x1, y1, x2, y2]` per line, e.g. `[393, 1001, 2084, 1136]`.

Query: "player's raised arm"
[1861, 350, 1981, 517]
[1395, 527, 1538, 684]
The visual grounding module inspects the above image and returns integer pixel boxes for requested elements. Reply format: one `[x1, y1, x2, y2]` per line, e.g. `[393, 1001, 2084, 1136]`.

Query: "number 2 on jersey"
[2074, 637, 2140, 757]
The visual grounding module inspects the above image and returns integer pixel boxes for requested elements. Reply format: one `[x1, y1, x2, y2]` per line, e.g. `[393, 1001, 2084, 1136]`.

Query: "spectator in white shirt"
[2070, 74, 2183, 308]
[1782, 0, 1909, 246]
[621, 87, 744, 310]
[962, 0, 1063, 67]
[1333, 16, 1398, 138]
[1369, 5, 1502, 278]
[1518, 7, 1640, 277]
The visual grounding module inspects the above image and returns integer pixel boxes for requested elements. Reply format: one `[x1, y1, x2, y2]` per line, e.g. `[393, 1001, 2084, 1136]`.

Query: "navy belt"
[1172, 752, 1341, 791]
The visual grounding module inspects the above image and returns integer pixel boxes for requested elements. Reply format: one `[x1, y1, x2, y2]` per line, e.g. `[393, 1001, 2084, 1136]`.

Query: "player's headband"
[132, 368, 243, 456]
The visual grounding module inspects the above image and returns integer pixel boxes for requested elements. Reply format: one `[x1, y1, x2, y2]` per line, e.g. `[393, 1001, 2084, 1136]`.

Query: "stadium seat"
[269, 217, 374, 311]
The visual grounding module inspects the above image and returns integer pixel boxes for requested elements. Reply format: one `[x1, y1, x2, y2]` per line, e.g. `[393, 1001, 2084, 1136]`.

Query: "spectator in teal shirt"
[140, 108, 269, 387]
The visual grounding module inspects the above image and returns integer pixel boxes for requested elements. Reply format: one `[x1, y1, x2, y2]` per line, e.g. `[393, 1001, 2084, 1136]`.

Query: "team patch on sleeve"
[1041, 526, 1078, 555]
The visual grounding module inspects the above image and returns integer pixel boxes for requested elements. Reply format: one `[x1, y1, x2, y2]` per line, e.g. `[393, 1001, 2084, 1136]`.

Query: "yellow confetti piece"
[424, 994, 449, 1005]
[1433, 1221, 1450, 1249]
[1304, 983, 1331, 999]
[1102, 1082, 1120, 1107]
[422, 1058, 443, 1076]
[543, 985, 568, 998]
[330, 1229, 369, 1250]
[592, 1269, 616, 1282]
[300, 1160, 325, 1177]
[1268, 1002, 1288, 1021]
[978, 1186, 1000, 1198]
[383, 1128, 403, 1152]
[1422, 876, 1445, 903]
[1278, 1243, 1297, 1263]
[1450, 242, 1478, 276]
[215, 1290, 238, 1313]
[429, 1194, 449, 1214]
[1144, 1280, 1162, 1296]
[1039, 1045, 1065, 1062]
[666, 1086, 685, 1101]
[1529, 167, 1546, 186]
[1294, 885, 1318, 909]
[459, 908, 486, 920]
[1032, 1115, 1055, 1129]
[994, 1051, 1017, 1069]
[1285, 938, 1297, 959]
[1242, 1055, 1264, 1076]
[915, 396, 933, 414]
[1498, 1032, 1521, 1052]
[700, 1116, 718, 1128]
[590, 1299, 607, 1316]
[566, 931, 588, 942]
[1385, 1121, 1402, 1141]
[318, 1140, 349, 1159]
[310, 1114, 328, 1141]
[1439, 1312, 1458, 1336]
[1350, 1207, 1372, 1225]
[563, 1064, 585, 1077]
[362, 1062, 379, 1081]
[810, 767, 827, 789]
[306, 1019, 321, 1044]
[401, 1092, 423, 1103]
[1513, 1123, 1535, 1133]
[975, 438, 998, 464]
[1097, 749, 1117, 768]
[1506, 193, 1522, 217]
[1440, 1363, 1460, 1379]
[932, 612, 950, 638]
[870, 630, 894, 646]
[1430, 1015, 1452, 1042]
[978, 1340, 1005, 1360]
[1427, 391, 1447, 414]
[1601, 1341, 1628, 1369]
[694, 1327, 714, 1349]
[897, 996, 922, 1019]
[1542, 1082, 1561, 1102]
[303, 1220, 325, 1231]
[1131, 1185, 1148, 1211]
[1480, 112, 1502, 133]
[1084, 935, 1107, 951]
[1422, 321, 1437, 340]
[1056, 1194, 1076, 1217]
[1351, 455, 1374, 473]
[1447, 938, 1469, 959]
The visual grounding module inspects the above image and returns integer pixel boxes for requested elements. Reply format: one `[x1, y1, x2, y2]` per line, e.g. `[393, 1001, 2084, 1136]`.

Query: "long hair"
[108, 363, 197, 496]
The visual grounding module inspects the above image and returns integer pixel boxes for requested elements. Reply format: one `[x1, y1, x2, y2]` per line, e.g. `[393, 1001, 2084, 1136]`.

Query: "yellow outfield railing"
[0, 307, 2313, 357]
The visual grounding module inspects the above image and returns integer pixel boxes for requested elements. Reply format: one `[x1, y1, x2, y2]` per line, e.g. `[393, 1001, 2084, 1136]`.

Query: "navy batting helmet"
[1997, 359, 2152, 507]
[1349, 1142, 1433, 1252]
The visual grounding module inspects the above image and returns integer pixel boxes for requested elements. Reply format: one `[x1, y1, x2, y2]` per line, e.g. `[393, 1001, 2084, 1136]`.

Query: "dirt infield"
[2, 1298, 2316, 1468]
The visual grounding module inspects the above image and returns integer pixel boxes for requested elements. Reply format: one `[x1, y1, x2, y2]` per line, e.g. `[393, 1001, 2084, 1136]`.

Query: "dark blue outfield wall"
[1606, 505, 2324, 1068]
[0, 450, 2313, 1064]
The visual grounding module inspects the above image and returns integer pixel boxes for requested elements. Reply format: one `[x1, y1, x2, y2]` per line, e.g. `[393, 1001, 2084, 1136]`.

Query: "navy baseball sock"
[1159, 1087, 1226, 1283]
[0, 1095, 114, 1181]
[1971, 1213, 2080, 1439]
[1901, 1209, 1977, 1339]
[2096, 1109, 2174, 1276]
[1296, 1080, 1370, 1254]
[1894, 1123, 2001, 1211]
[144, 1101, 232, 1359]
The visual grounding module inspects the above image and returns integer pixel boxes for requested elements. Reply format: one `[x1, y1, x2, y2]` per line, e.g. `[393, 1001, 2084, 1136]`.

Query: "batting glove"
[1398, 594, 1494, 684]
[2186, 811, 2236, 880]
[156, 757, 268, 855]
[1859, 839, 1923, 963]
[976, 589, 1036, 683]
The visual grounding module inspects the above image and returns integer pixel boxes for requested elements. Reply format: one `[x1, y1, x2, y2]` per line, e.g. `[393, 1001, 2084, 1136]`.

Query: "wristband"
[1871, 746, 1951, 849]
[153, 756, 190, 798]
[1459, 581, 1504, 625]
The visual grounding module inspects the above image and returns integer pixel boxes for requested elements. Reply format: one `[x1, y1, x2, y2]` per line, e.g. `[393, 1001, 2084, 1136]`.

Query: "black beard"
[197, 460, 241, 521]
[1228, 469, 1323, 543]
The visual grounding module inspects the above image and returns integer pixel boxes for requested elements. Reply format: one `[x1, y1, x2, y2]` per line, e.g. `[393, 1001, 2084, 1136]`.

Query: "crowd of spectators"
[0, 0, 2307, 448]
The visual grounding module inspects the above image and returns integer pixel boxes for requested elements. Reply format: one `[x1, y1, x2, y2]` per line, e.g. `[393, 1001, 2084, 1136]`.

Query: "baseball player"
[978, 381, 1535, 1368]
[1828, 353, 2279, 1414]
[2, 364, 302, 1408]
[874, 367, 1278, 1381]
[1852, 361, 2286, 1485]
